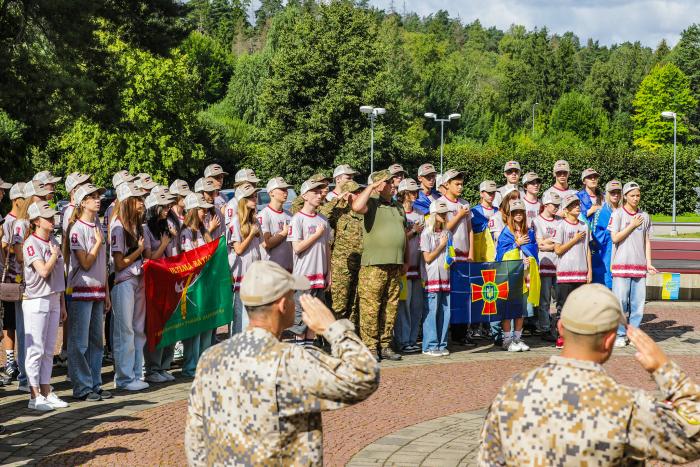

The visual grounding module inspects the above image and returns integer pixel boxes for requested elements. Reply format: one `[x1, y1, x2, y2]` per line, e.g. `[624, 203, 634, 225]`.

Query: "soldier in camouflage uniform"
[319, 180, 363, 325]
[352, 170, 406, 361]
[291, 172, 331, 215]
[479, 284, 700, 465]
[185, 261, 379, 466]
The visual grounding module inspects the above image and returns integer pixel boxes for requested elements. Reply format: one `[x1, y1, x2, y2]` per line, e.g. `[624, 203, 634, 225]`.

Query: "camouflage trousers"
[358, 264, 402, 352]
[330, 251, 361, 326]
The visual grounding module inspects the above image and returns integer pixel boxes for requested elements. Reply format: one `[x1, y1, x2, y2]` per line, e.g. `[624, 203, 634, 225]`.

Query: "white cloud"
[371, 0, 697, 47]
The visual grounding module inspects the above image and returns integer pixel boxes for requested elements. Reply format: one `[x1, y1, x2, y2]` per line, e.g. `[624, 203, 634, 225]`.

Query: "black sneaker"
[5, 363, 17, 380]
[459, 336, 478, 348]
[78, 392, 102, 402]
[0, 370, 11, 387]
[380, 347, 402, 361]
[96, 389, 113, 400]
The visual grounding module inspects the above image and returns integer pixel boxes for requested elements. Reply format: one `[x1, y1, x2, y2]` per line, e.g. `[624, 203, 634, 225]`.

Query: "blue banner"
[450, 260, 525, 324]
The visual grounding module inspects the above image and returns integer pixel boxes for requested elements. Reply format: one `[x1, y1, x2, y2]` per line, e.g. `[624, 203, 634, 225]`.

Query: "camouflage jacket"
[185, 319, 380, 466]
[319, 196, 363, 254]
[478, 356, 700, 466]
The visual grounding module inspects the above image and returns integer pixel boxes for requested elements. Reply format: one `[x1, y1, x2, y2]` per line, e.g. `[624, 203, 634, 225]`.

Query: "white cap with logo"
[184, 192, 213, 211]
[332, 165, 358, 179]
[112, 170, 135, 188]
[116, 182, 147, 201]
[398, 178, 419, 193]
[266, 177, 292, 192]
[65, 172, 91, 193]
[74, 184, 106, 205]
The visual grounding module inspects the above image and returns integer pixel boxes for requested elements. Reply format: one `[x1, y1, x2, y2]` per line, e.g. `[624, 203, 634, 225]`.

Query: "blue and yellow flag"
[471, 206, 496, 262]
[495, 227, 541, 307]
[444, 235, 456, 269]
[450, 260, 525, 324]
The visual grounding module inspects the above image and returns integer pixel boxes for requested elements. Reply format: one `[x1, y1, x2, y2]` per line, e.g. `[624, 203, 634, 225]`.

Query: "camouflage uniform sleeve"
[277, 319, 379, 417]
[318, 197, 341, 228]
[477, 393, 507, 466]
[184, 368, 207, 467]
[627, 361, 700, 463]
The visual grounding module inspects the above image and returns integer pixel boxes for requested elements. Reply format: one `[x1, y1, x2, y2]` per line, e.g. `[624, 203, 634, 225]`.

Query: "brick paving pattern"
[0, 302, 698, 466]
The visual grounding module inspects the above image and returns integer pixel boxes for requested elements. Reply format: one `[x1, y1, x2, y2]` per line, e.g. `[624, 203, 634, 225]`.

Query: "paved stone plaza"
[1, 301, 699, 466]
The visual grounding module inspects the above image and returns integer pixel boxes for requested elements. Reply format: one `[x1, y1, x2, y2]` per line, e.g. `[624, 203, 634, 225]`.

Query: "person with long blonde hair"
[110, 182, 148, 391]
[227, 184, 262, 335]
[591, 180, 623, 289]
[65, 184, 112, 401]
[179, 193, 217, 377]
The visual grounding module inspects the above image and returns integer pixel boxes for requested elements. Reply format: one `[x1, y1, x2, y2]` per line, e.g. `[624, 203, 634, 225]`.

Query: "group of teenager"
[0, 157, 655, 411]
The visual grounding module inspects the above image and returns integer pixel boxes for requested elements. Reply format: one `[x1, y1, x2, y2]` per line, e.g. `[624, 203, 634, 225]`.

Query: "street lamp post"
[532, 102, 539, 135]
[360, 106, 386, 174]
[424, 112, 461, 174]
[661, 110, 678, 236]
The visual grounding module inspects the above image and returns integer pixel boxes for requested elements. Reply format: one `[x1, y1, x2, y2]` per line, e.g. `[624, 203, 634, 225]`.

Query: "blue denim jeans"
[613, 276, 646, 336]
[232, 292, 249, 336]
[422, 292, 450, 352]
[394, 279, 424, 347]
[68, 300, 105, 397]
[537, 276, 555, 332]
[111, 277, 146, 388]
[182, 330, 214, 377]
[15, 301, 27, 386]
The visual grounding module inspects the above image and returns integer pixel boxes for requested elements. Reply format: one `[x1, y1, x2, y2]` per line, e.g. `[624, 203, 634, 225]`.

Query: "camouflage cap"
[370, 170, 390, 184]
[309, 172, 332, 183]
[561, 284, 623, 334]
[340, 180, 361, 194]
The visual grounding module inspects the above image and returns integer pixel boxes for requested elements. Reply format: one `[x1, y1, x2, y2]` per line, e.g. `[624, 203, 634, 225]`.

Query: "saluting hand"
[627, 325, 669, 373]
[300, 295, 335, 335]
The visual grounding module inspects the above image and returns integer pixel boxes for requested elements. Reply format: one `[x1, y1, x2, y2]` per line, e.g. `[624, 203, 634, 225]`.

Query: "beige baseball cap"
[112, 170, 135, 188]
[501, 185, 519, 199]
[522, 172, 542, 185]
[479, 180, 497, 192]
[503, 161, 521, 172]
[398, 178, 419, 193]
[234, 168, 260, 187]
[136, 173, 157, 190]
[418, 163, 437, 177]
[74, 184, 106, 205]
[266, 177, 292, 192]
[605, 180, 622, 192]
[430, 200, 450, 214]
[581, 168, 599, 181]
[169, 179, 192, 197]
[388, 163, 406, 176]
[332, 164, 358, 178]
[33, 170, 61, 185]
[194, 177, 218, 193]
[300, 179, 327, 196]
[0, 177, 12, 190]
[28, 201, 58, 220]
[240, 260, 310, 306]
[236, 183, 261, 199]
[24, 180, 53, 198]
[204, 163, 228, 178]
[116, 182, 147, 201]
[184, 192, 213, 211]
[442, 169, 464, 184]
[542, 190, 562, 206]
[561, 284, 624, 335]
[9, 183, 25, 200]
[151, 185, 171, 197]
[145, 192, 174, 210]
[65, 172, 91, 193]
[623, 181, 640, 195]
[553, 160, 570, 174]
[562, 194, 580, 209]
[509, 199, 526, 212]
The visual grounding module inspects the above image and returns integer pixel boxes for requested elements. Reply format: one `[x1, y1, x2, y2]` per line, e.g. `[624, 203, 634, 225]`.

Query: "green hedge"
[438, 141, 699, 215]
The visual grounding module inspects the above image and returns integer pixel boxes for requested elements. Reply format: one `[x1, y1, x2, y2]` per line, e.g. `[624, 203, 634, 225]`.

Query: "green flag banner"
[144, 236, 233, 351]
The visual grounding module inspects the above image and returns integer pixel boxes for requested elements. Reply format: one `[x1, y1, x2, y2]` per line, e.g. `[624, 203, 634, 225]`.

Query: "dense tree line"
[1, 0, 699, 212]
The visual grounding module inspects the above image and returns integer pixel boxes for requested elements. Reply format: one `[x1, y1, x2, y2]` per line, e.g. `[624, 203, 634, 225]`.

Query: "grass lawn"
[658, 232, 700, 238]
[651, 213, 700, 223]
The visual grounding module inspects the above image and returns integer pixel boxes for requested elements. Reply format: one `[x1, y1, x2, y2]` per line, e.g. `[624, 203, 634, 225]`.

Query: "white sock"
[514, 331, 522, 340]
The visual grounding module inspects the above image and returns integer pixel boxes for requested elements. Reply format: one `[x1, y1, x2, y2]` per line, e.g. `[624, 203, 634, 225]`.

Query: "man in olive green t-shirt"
[352, 170, 406, 361]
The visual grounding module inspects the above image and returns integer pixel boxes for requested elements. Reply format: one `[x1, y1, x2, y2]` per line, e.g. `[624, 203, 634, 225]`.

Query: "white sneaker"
[439, 349, 450, 356]
[515, 339, 530, 352]
[422, 350, 441, 357]
[507, 340, 521, 352]
[18, 384, 30, 393]
[502, 338, 513, 351]
[159, 371, 175, 382]
[173, 341, 184, 360]
[46, 392, 69, 408]
[124, 380, 149, 391]
[28, 395, 55, 412]
[614, 337, 627, 348]
[144, 372, 168, 383]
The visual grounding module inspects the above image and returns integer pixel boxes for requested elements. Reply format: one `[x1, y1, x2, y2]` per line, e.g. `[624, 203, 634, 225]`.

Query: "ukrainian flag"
[495, 227, 540, 306]
[471, 206, 496, 262]
[444, 235, 456, 270]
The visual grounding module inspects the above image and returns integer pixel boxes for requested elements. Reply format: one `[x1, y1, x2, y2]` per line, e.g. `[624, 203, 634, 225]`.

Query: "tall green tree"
[549, 91, 608, 141]
[632, 63, 697, 149]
